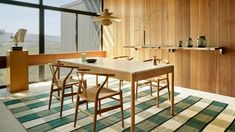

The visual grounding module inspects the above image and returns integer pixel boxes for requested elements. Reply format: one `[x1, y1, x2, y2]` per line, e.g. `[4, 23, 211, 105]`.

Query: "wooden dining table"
[60, 57, 174, 132]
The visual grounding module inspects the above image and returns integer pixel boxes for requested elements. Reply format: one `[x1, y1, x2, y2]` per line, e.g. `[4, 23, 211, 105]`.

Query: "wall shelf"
[163, 47, 225, 54]
[123, 45, 160, 50]
[123, 46, 225, 54]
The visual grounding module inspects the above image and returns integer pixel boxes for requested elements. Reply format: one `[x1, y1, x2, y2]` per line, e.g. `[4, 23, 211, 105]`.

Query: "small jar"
[197, 36, 207, 47]
[178, 40, 183, 47]
[186, 37, 193, 47]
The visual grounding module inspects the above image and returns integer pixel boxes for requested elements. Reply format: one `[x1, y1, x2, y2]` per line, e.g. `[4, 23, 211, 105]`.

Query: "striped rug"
[2, 79, 235, 132]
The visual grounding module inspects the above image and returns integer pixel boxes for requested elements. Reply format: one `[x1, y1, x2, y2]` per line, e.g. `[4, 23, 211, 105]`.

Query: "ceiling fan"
[93, 9, 121, 26]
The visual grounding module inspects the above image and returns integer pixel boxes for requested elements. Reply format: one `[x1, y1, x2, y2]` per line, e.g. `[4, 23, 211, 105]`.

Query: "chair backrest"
[113, 56, 133, 61]
[77, 72, 115, 99]
[143, 58, 169, 64]
[49, 63, 60, 84]
[48, 62, 79, 87]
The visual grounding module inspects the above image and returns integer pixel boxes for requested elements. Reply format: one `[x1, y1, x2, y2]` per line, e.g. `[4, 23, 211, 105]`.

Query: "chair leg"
[135, 81, 138, 101]
[60, 89, 65, 117]
[86, 102, 89, 110]
[121, 80, 124, 88]
[48, 85, 54, 110]
[99, 100, 101, 116]
[106, 81, 108, 88]
[57, 89, 60, 98]
[71, 86, 74, 102]
[157, 80, 160, 108]
[74, 95, 80, 127]
[150, 81, 153, 96]
[120, 91, 124, 128]
[167, 76, 170, 101]
[167, 86, 170, 101]
[93, 101, 98, 132]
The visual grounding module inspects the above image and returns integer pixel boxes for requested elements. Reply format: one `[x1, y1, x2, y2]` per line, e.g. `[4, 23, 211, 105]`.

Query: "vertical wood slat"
[103, 0, 235, 97]
[182, 0, 191, 88]
[229, 0, 235, 96]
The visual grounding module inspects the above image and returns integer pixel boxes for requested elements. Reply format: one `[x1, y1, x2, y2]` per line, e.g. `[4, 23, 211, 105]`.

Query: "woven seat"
[81, 86, 120, 101]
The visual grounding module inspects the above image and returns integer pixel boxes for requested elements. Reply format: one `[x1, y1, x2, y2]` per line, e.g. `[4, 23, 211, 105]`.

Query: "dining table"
[59, 57, 174, 132]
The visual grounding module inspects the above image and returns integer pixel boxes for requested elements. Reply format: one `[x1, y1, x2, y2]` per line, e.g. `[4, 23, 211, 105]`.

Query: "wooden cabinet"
[7, 50, 28, 93]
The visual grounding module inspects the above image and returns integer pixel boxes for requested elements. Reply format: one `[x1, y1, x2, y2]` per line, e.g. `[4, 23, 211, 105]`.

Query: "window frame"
[0, 0, 102, 54]
[0, 0, 104, 88]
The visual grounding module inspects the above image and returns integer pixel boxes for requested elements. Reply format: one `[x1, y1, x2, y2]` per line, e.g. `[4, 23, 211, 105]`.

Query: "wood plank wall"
[104, 0, 235, 97]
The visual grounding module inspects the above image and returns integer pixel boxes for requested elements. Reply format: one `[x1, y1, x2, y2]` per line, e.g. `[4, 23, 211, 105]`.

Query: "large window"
[0, 0, 102, 86]
[45, 10, 64, 53]
[44, 0, 101, 13]
[43, 0, 77, 7]
[77, 14, 100, 51]
[12, 0, 39, 4]
[0, 69, 6, 86]
[0, 3, 39, 55]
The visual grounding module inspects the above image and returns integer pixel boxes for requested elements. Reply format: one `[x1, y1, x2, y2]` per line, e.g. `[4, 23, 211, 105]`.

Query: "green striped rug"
[2, 80, 235, 132]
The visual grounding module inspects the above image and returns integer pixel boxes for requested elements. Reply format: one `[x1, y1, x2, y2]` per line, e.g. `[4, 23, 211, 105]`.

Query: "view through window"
[0, 0, 102, 86]
[0, 3, 39, 85]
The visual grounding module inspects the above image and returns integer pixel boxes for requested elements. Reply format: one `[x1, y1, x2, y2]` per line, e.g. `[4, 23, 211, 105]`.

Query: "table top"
[60, 58, 173, 74]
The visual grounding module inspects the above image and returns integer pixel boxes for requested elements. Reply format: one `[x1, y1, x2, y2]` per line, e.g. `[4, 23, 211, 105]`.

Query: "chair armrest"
[142, 58, 169, 64]
[128, 57, 134, 61]
[143, 58, 163, 62]
[48, 63, 79, 69]
[143, 59, 153, 62]
[95, 73, 115, 77]
[77, 68, 90, 71]
[60, 65, 80, 69]
[113, 56, 129, 59]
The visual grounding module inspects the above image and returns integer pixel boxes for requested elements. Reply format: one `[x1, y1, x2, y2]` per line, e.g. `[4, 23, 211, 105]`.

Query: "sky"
[0, 0, 77, 36]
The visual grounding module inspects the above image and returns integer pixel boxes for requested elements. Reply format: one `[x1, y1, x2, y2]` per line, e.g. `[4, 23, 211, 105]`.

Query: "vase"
[197, 36, 207, 47]
[186, 37, 193, 47]
[178, 40, 183, 47]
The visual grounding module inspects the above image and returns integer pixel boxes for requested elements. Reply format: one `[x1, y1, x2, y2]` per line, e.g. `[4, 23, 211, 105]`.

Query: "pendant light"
[93, 9, 121, 26]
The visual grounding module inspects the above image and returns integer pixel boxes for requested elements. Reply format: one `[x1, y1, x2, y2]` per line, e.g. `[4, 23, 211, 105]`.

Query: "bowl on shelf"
[86, 59, 97, 63]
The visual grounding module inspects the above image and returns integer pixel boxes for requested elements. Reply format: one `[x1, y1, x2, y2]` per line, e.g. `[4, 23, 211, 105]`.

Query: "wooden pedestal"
[7, 50, 28, 93]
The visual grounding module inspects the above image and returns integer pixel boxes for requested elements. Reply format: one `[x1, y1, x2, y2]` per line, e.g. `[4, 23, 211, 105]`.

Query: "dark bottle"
[197, 36, 207, 47]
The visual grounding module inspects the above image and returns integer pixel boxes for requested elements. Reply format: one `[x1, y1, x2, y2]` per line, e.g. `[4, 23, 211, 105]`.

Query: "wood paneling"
[229, 0, 235, 96]
[104, 0, 235, 97]
[217, 0, 229, 95]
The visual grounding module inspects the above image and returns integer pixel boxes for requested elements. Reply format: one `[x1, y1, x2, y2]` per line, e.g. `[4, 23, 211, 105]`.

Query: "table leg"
[96, 75, 98, 86]
[171, 71, 174, 116]
[131, 80, 135, 132]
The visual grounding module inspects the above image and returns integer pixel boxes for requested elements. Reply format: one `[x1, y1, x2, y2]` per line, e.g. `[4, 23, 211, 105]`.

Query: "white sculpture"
[10, 28, 27, 47]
